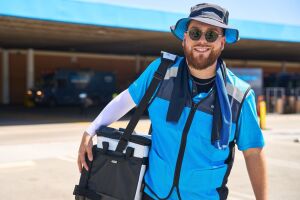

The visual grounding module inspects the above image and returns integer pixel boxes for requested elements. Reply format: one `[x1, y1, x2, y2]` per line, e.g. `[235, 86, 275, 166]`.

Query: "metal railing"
[265, 87, 300, 114]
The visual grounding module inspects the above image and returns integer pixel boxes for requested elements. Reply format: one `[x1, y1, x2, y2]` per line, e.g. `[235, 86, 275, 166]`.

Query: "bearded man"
[78, 3, 267, 200]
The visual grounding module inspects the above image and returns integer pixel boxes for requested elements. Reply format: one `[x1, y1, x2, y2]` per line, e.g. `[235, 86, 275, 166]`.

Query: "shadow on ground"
[0, 105, 107, 126]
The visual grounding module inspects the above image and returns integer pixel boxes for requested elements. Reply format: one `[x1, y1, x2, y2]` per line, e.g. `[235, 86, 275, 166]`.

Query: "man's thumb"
[87, 148, 93, 161]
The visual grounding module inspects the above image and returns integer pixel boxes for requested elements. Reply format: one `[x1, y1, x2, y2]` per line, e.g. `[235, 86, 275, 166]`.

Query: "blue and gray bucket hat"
[171, 3, 239, 44]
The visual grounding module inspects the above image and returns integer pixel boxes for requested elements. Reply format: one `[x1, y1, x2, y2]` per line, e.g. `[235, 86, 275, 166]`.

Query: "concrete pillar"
[27, 49, 34, 89]
[135, 54, 141, 74]
[2, 50, 9, 104]
[281, 61, 286, 72]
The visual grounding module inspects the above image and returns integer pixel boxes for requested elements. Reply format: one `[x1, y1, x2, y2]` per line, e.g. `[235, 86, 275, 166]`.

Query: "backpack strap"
[234, 86, 252, 141]
[217, 86, 252, 197]
[116, 51, 177, 152]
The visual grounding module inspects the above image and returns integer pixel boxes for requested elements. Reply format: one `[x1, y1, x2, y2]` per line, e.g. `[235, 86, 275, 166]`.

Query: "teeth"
[194, 47, 209, 52]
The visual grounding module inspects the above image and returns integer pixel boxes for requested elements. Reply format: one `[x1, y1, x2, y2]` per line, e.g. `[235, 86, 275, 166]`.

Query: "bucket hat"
[171, 3, 239, 43]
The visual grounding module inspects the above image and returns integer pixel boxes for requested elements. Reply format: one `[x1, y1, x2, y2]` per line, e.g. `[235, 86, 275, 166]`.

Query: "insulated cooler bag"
[73, 52, 177, 200]
[74, 127, 151, 200]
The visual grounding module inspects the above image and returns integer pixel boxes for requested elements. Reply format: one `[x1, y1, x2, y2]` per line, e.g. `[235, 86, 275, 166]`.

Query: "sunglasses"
[186, 28, 223, 43]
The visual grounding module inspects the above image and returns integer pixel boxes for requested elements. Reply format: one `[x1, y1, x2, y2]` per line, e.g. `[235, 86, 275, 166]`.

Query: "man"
[78, 3, 267, 200]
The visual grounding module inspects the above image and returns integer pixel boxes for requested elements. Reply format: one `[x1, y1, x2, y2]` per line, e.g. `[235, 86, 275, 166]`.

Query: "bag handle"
[115, 51, 177, 153]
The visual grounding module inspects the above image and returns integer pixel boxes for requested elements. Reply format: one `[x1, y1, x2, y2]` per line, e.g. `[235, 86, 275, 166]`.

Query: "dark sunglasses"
[186, 28, 223, 43]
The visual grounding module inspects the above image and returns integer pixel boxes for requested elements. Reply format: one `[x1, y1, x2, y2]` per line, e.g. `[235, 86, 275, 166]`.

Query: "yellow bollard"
[259, 101, 267, 130]
[24, 94, 35, 108]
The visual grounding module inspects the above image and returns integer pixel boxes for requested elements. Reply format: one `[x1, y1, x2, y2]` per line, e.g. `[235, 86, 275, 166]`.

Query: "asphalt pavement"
[0, 106, 299, 200]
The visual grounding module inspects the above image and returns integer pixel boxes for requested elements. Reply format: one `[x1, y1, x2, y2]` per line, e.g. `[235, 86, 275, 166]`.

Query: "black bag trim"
[94, 146, 148, 164]
[74, 185, 121, 200]
[74, 185, 101, 200]
[96, 127, 151, 146]
[115, 53, 177, 153]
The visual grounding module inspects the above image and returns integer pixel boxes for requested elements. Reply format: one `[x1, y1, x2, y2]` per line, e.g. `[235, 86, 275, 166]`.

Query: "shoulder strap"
[116, 51, 177, 152]
[234, 86, 252, 141]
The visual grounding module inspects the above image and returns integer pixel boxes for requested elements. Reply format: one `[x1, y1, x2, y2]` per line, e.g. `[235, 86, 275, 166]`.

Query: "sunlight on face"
[182, 20, 225, 70]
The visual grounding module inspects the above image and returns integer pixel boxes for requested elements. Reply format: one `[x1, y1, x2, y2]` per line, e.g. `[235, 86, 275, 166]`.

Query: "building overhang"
[1, 17, 300, 62]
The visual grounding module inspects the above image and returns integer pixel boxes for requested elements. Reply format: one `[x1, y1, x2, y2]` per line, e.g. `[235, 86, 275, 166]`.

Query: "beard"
[183, 40, 222, 70]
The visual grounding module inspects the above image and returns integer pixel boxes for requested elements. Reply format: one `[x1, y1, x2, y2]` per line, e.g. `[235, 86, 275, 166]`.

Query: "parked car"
[27, 69, 116, 106]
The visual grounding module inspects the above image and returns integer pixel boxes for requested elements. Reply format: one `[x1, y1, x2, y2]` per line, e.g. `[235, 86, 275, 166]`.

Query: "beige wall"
[7, 52, 152, 104]
[0, 52, 2, 102]
[5, 50, 300, 105]
[286, 67, 300, 73]
[9, 53, 27, 104]
[228, 61, 300, 75]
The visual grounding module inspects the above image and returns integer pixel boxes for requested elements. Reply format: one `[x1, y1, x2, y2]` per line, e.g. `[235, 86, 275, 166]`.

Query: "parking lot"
[0, 106, 299, 200]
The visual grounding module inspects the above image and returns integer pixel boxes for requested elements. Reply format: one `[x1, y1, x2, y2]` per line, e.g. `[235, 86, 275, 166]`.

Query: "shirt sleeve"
[236, 89, 265, 151]
[85, 89, 136, 136]
[128, 58, 161, 105]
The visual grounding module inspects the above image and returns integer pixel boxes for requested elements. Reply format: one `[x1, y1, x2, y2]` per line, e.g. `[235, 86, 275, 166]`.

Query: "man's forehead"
[188, 20, 222, 31]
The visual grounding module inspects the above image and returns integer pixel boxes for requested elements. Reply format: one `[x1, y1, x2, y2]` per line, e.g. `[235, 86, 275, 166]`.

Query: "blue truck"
[27, 69, 116, 107]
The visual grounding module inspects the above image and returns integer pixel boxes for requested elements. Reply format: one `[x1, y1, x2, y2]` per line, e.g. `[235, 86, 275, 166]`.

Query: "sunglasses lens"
[205, 31, 219, 42]
[188, 28, 202, 41]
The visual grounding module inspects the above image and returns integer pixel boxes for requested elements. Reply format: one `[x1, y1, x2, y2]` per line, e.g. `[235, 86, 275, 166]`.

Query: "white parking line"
[0, 160, 35, 169]
[235, 153, 300, 170]
[267, 158, 300, 170]
[0, 142, 77, 163]
[230, 191, 255, 199]
[57, 155, 76, 163]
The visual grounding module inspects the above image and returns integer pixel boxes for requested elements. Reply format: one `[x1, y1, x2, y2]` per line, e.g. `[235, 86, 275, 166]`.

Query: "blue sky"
[76, 0, 300, 26]
[1, 0, 299, 42]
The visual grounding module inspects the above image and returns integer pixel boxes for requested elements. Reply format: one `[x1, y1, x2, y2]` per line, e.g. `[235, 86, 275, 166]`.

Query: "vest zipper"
[172, 102, 198, 188]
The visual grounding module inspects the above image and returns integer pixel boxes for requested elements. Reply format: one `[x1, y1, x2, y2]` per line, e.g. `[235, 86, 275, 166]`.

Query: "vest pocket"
[197, 135, 229, 163]
[181, 165, 226, 192]
[146, 149, 172, 197]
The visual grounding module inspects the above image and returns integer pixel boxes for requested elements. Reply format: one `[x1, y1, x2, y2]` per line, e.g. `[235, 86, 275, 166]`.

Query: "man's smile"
[193, 46, 211, 53]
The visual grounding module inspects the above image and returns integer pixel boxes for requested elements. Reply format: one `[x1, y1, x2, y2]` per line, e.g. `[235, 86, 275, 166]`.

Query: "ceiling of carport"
[0, 16, 300, 62]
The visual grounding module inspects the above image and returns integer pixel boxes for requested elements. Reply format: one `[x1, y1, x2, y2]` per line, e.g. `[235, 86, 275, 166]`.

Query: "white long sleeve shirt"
[85, 89, 136, 136]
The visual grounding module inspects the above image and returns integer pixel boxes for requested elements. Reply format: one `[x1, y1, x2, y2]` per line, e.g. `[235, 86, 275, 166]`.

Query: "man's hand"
[77, 131, 94, 173]
[243, 147, 268, 200]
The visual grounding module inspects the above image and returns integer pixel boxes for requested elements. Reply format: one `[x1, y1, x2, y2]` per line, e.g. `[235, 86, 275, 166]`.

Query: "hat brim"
[170, 17, 239, 44]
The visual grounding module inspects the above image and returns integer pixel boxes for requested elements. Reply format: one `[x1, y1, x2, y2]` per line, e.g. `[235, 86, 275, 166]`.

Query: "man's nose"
[196, 34, 207, 45]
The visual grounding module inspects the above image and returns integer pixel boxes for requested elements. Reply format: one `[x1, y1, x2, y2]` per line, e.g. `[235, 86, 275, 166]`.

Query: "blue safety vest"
[128, 53, 265, 200]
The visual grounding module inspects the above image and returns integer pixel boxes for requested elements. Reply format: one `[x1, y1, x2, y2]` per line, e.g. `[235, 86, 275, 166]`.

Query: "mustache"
[193, 45, 211, 48]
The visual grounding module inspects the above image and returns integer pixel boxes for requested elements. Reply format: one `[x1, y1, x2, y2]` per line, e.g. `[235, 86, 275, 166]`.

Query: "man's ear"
[182, 33, 187, 47]
[221, 37, 226, 51]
